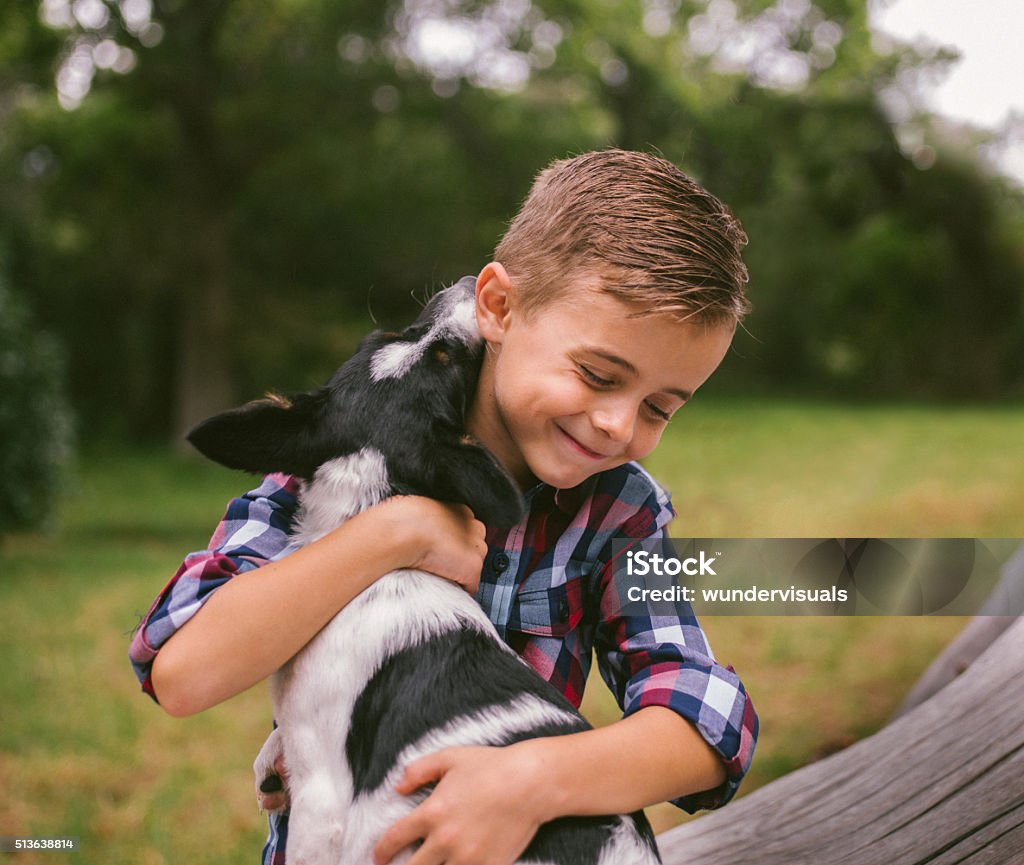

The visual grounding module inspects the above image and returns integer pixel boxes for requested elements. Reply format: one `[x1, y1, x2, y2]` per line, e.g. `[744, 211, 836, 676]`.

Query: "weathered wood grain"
[658, 617, 1024, 865]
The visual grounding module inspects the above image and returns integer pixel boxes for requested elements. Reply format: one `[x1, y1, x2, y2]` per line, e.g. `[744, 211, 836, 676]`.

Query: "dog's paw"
[258, 769, 289, 815]
[254, 728, 290, 814]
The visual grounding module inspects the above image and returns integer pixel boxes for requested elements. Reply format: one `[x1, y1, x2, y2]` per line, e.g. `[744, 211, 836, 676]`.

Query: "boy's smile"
[468, 264, 734, 491]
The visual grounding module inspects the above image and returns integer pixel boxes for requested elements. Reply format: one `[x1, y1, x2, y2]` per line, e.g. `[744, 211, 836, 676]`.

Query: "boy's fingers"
[461, 567, 482, 596]
[373, 810, 426, 865]
[395, 751, 450, 794]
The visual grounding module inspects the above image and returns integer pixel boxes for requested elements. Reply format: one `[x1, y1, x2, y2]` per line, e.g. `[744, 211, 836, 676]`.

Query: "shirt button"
[493, 552, 510, 574]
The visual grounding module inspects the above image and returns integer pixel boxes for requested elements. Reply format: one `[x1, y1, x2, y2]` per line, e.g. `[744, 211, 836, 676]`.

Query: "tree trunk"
[172, 204, 235, 444]
[163, 0, 238, 445]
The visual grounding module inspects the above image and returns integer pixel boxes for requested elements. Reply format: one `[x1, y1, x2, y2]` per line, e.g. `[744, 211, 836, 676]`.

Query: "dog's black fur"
[189, 288, 523, 529]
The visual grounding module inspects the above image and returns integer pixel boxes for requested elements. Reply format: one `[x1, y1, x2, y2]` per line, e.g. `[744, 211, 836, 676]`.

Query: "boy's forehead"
[527, 281, 720, 340]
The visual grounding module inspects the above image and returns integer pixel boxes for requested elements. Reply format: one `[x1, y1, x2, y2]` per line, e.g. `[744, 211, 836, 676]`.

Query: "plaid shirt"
[130, 462, 757, 861]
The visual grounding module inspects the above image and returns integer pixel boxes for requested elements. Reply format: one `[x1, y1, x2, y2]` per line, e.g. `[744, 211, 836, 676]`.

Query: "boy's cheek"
[626, 428, 666, 463]
[498, 377, 578, 420]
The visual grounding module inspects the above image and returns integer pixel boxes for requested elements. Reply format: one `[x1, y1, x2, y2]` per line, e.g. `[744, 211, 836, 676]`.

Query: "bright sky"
[870, 0, 1024, 184]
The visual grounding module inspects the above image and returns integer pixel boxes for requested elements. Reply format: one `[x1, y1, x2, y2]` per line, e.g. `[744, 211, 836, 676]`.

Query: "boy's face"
[469, 264, 734, 491]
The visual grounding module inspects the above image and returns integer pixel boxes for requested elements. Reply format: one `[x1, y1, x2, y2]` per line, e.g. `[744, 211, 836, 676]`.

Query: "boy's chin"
[527, 457, 610, 491]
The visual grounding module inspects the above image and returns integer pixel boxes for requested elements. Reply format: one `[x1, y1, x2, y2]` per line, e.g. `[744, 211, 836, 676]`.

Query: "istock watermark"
[626, 549, 719, 577]
[610, 538, 1022, 616]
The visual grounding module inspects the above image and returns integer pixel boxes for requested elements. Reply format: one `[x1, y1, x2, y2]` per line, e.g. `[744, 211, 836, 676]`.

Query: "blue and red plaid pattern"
[129, 472, 303, 701]
[130, 463, 758, 861]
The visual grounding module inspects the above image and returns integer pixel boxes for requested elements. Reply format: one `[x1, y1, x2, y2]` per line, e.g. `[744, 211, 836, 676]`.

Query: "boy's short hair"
[494, 149, 750, 327]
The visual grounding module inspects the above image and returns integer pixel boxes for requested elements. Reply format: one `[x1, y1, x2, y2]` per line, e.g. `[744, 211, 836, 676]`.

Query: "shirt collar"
[523, 474, 598, 515]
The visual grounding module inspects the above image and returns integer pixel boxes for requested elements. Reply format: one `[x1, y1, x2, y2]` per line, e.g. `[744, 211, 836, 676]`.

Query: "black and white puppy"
[187, 278, 662, 865]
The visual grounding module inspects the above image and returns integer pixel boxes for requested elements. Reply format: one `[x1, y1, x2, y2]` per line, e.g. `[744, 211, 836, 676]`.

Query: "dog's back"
[188, 279, 661, 865]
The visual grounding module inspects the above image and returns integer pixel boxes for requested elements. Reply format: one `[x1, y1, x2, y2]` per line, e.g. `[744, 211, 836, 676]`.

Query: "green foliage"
[0, 0, 1022, 443]
[701, 87, 1024, 397]
[0, 271, 74, 538]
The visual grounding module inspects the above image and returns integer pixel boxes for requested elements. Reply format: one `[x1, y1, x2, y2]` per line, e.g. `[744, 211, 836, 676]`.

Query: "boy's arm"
[591, 531, 759, 812]
[131, 475, 488, 716]
[129, 473, 300, 702]
[520, 705, 726, 815]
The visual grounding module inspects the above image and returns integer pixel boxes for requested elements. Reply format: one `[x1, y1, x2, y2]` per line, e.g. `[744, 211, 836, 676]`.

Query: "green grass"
[1, 451, 272, 865]
[644, 396, 1024, 536]
[2, 398, 1022, 860]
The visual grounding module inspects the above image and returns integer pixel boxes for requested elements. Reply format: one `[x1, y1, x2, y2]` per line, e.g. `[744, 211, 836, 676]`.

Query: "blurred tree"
[3, 0, 605, 440]
[1, 0, 1021, 446]
[0, 261, 74, 539]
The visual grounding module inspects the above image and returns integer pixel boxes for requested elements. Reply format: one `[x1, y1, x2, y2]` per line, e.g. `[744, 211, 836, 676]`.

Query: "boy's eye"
[579, 365, 614, 387]
[645, 401, 673, 422]
[579, 361, 676, 422]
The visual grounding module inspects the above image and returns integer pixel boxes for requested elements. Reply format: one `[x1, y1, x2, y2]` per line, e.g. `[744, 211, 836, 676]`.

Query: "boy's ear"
[186, 390, 329, 478]
[475, 261, 514, 345]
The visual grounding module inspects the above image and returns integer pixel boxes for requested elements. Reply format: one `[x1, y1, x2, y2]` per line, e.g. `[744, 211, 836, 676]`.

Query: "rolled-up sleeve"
[129, 473, 300, 702]
[593, 531, 758, 812]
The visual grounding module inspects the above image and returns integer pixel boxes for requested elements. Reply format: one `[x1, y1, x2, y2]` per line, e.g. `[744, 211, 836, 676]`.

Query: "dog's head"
[187, 277, 524, 528]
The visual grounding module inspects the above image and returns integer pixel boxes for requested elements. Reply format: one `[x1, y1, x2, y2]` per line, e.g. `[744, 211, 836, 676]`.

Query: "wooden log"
[657, 616, 1024, 865]
[892, 542, 1024, 719]
[978, 543, 1024, 616]
[889, 615, 1016, 720]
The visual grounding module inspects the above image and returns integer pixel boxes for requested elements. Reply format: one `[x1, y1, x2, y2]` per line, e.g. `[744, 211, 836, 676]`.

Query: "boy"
[130, 149, 758, 865]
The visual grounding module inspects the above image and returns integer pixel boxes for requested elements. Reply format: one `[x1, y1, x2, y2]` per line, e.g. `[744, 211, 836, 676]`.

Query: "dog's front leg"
[254, 727, 289, 814]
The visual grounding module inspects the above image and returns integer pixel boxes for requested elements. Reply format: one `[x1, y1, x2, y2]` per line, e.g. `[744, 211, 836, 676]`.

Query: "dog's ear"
[186, 389, 329, 478]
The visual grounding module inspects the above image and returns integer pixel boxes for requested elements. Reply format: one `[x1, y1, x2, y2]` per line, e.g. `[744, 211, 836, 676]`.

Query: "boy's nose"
[592, 402, 636, 446]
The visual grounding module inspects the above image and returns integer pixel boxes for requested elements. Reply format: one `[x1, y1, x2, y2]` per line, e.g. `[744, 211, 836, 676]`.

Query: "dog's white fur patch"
[368, 339, 423, 382]
[597, 817, 662, 865]
[370, 287, 480, 381]
[445, 288, 480, 345]
[289, 448, 392, 547]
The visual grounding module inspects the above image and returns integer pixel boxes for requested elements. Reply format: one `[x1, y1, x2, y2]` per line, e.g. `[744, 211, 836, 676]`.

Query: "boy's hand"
[379, 496, 489, 596]
[373, 743, 547, 865]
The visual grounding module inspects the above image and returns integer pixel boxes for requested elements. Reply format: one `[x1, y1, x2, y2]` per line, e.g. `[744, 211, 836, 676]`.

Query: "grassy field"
[2, 397, 1022, 863]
